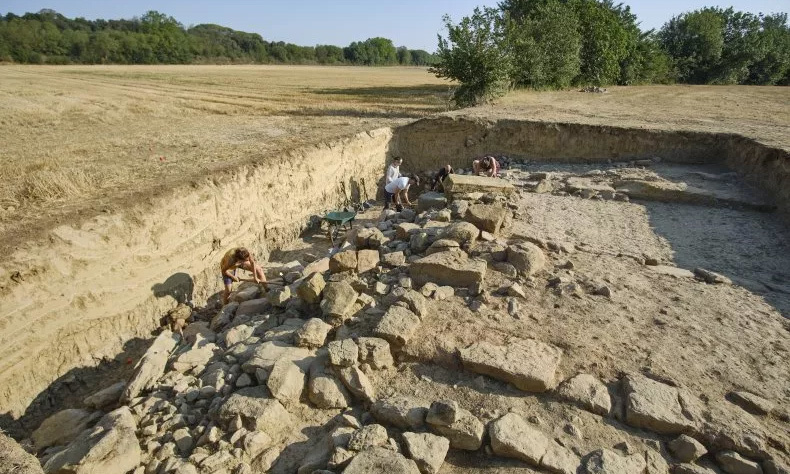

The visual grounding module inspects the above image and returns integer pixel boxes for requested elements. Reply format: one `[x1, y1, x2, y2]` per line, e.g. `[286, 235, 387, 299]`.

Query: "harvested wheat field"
[1, 65, 789, 474]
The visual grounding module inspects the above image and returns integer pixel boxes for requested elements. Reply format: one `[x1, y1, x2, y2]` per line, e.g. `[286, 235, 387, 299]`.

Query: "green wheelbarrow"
[323, 210, 356, 246]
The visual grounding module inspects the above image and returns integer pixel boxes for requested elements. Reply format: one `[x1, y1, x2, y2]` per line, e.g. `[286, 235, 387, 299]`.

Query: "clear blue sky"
[3, 0, 789, 51]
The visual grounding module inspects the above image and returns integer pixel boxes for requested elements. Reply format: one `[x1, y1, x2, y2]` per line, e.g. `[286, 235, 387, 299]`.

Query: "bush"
[431, 7, 512, 107]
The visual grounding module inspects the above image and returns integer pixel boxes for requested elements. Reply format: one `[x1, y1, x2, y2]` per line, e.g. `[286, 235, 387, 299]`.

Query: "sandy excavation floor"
[15, 160, 789, 474]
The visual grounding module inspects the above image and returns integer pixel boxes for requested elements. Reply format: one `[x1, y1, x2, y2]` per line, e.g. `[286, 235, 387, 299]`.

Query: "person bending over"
[431, 164, 454, 192]
[384, 175, 420, 211]
[220, 247, 267, 304]
[473, 155, 499, 177]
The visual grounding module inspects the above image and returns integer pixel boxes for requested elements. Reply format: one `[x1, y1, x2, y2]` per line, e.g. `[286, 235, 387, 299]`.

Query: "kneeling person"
[220, 247, 267, 304]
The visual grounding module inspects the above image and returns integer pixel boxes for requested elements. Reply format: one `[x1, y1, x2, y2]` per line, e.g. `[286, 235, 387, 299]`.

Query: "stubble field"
[1, 64, 789, 256]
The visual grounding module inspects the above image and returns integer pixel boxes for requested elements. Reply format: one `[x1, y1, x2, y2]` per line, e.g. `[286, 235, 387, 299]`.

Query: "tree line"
[431, 0, 790, 106]
[0, 9, 436, 66]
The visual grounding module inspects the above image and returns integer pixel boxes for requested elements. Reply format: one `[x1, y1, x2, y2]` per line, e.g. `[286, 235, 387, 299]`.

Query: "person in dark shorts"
[220, 247, 267, 304]
[430, 164, 454, 192]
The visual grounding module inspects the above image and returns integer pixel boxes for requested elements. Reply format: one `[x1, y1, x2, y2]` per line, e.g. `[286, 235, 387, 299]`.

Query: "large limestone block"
[396, 223, 421, 240]
[402, 432, 449, 474]
[83, 382, 125, 410]
[371, 396, 430, 430]
[715, 451, 763, 474]
[459, 339, 563, 392]
[464, 203, 508, 234]
[343, 446, 421, 474]
[294, 318, 332, 348]
[328, 339, 359, 367]
[556, 373, 612, 416]
[357, 249, 381, 274]
[42, 407, 140, 474]
[335, 365, 376, 402]
[489, 413, 549, 466]
[668, 435, 707, 463]
[267, 357, 306, 404]
[171, 340, 219, 373]
[348, 424, 389, 451]
[543, 441, 581, 474]
[427, 406, 484, 451]
[303, 257, 330, 276]
[357, 337, 394, 369]
[417, 192, 448, 213]
[297, 271, 325, 304]
[444, 174, 515, 196]
[242, 340, 310, 373]
[372, 305, 421, 348]
[623, 374, 699, 435]
[121, 330, 179, 402]
[330, 250, 358, 274]
[308, 357, 351, 409]
[320, 281, 358, 324]
[216, 386, 291, 436]
[583, 448, 647, 474]
[32, 409, 101, 451]
[410, 252, 486, 288]
[507, 242, 546, 276]
[440, 221, 480, 245]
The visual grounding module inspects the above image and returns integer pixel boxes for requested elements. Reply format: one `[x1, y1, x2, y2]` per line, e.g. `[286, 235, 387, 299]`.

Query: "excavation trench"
[1, 116, 788, 437]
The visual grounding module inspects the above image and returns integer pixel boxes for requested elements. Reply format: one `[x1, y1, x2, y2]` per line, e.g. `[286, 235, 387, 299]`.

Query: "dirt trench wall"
[0, 128, 392, 423]
[392, 116, 790, 216]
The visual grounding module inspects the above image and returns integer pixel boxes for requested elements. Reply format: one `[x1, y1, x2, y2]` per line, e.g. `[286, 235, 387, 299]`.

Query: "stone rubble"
[18, 179, 789, 474]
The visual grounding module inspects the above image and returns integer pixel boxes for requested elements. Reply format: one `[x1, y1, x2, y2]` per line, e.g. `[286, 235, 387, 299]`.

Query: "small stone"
[347, 424, 389, 451]
[328, 339, 359, 367]
[235, 373, 252, 388]
[668, 435, 707, 463]
[294, 318, 332, 348]
[426, 400, 460, 426]
[715, 451, 762, 474]
[402, 432, 450, 474]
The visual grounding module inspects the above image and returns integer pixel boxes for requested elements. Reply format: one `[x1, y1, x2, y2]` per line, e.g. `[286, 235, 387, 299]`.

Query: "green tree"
[431, 7, 512, 107]
[506, 1, 581, 88]
[659, 8, 725, 83]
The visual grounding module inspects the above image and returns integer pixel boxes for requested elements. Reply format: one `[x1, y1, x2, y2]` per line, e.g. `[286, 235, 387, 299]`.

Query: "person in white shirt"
[384, 175, 420, 211]
[386, 157, 402, 185]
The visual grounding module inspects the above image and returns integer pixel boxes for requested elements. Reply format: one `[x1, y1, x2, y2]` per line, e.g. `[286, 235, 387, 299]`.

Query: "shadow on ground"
[644, 201, 790, 317]
[0, 337, 151, 440]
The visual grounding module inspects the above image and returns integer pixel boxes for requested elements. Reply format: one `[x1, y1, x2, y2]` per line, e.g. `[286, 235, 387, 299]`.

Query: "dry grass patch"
[0, 65, 451, 253]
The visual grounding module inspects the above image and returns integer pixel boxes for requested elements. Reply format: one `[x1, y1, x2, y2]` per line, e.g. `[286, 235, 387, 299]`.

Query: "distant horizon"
[2, 0, 788, 52]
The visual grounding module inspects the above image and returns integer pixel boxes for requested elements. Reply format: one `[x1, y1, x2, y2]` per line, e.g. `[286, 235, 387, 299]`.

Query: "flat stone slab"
[343, 447, 420, 474]
[648, 265, 695, 279]
[464, 203, 509, 234]
[444, 174, 515, 196]
[410, 251, 486, 288]
[489, 413, 549, 466]
[216, 386, 291, 436]
[623, 374, 699, 435]
[417, 192, 448, 213]
[372, 305, 421, 348]
[557, 373, 612, 416]
[427, 406, 484, 451]
[371, 395, 430, 430]
[459, 339, 563, 392]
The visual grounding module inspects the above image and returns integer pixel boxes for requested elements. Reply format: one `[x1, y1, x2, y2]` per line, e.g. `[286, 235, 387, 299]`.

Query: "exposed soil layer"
[1, 116, 788, 474]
